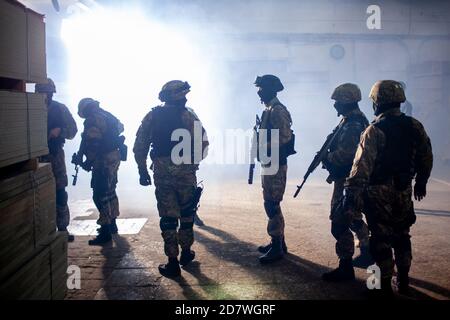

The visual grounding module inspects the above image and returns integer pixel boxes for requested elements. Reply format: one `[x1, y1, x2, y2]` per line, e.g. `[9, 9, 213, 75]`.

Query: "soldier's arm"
[60, 104, 78, 140]
[413, 120, 433, 185]
[327, 123, 364, 167]
[345, 125, 384, 191]
[133, 112, 153, 170]
[270, 105, 292, 146]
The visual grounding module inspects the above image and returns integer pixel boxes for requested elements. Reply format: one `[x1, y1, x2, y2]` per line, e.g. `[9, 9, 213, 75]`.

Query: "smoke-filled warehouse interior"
[1, 0, 450, 308]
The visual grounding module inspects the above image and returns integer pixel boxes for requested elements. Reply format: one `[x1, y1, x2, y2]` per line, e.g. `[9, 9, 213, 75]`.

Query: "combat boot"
[396, 268, 410, 295]
[88, 225, 112, 246]
[180, 250, 196, 267]
[257, 238, 288, 254]
[322, 258, 355, 282]
[352, 245, 374, 268]
[259, 237, 284, 264]
[158, 258, 181, 278]
[193, 214, 205, 227]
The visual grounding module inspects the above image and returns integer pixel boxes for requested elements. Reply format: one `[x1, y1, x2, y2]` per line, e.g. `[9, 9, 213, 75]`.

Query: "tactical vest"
[328, 112, 369, 179]
[150, 106, 189, 160]
[47, 101, 65, 154]
[94, 108, 123, 154]
[259, 104, 296, 166]
[370, 113, 416, 189]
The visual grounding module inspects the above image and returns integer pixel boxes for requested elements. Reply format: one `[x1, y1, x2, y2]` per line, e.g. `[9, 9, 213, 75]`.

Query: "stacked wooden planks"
[0, 0, 68, 300]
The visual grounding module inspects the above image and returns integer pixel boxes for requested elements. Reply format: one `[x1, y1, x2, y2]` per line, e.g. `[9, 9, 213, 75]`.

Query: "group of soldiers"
[35, 74, 433, 297]
[250, 75, 433, 298]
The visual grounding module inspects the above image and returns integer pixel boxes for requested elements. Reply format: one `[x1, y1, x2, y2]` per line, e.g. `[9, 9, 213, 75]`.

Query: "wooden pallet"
[0, 158, 39, 180]
[0, 77, 26, 92]
[0, 163, 56, 282]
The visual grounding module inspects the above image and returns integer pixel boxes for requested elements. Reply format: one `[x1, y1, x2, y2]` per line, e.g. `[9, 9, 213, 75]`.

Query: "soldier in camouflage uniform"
[77, 98, 125, 245]
[344, 80, 433, 296]
[321, 83, 372, 282]
[133, 80, 209, 278]
[35, 78, 78, 242]
[254, 75, 296, 264]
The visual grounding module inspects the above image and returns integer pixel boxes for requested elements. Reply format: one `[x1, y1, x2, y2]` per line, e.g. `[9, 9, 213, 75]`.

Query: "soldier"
[321, 83, 372, 282]
[344, 80, 433, 296]
[133, 80, 209, 278]
[35, 78, 78, 242]
[76, 98, 125, 245]
[254, 74, 296, 264]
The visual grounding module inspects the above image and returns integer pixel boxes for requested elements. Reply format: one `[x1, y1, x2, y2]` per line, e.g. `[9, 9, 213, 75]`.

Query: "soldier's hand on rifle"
[138, 168, 152, 186]
[414, 182, 427, 201]
[81, 161, 93, 172]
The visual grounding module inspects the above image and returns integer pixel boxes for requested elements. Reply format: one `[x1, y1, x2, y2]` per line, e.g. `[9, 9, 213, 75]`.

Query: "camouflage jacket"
[47, 100, 78, 153]
[259, 97, 293, 152]
[133, 103, 209, 171]
[346, 108, 433, 194]
[80, 107, 124, 163]
[325, 108, 368, 178]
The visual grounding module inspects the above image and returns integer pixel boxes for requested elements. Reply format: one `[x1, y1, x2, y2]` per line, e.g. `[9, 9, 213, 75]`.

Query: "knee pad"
[160, 217, 178, 231]
[180, 222, 194, 230]
[264, 200, 281, 219]
[56, 189, 68, 206]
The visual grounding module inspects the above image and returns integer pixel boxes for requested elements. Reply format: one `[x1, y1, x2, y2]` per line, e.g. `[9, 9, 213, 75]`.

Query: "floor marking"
[68, 218, 148, 236]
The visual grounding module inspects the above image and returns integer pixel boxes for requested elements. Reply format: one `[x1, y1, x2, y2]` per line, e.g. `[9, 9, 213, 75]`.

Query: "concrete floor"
[65, 177, 450, 300]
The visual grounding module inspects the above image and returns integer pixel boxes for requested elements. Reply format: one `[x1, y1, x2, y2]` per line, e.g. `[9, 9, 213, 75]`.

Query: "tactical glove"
[139, 168, 152, 186]
[81, 161, 93, 172]
[414, 182, 427, 201]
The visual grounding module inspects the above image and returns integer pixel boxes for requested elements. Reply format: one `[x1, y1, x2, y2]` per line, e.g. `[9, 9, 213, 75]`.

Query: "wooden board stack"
[0, 0, 68, 300]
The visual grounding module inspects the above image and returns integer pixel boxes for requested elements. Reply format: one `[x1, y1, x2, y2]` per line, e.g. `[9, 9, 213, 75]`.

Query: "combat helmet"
[369, 80, 406, 105]
[35, 78, 56, 93]
[331, 83, 361, 104]
[254, 74, 284, 92]
[159, 80, 191, 102]
[78, 97, 99, 118]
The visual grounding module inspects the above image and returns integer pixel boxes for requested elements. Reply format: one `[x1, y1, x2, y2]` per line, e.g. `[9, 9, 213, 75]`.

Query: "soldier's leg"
[93, 152, 121, 227]
[350, 212, 373, 268]
[160, 216, 180, 258]
[329, 180, 355, 260]
[350, 213, 370, 248]
[393, 227, 412, 293]
[323, 179, 355, 281]
[89, 154, 120, 245]
[50, 149, 71, 230]
[365, 188, 396, 294]
[155, 176, 182, 277]
[177, 172, 197, 266]
[260, 165, 287, 263]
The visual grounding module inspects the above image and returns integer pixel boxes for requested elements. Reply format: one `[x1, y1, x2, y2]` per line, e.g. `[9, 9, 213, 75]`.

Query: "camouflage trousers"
[364, 184, 416, 280]
[330, 179, 370, 260]
[153, 158, 198, 258]
[41, 148, 70, 230]
[91, 150, 121, 226]
[262, 165, 287, 239]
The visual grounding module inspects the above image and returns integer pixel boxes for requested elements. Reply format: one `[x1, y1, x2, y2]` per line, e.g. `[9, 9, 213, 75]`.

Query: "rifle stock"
[293, 119, 344, 198]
